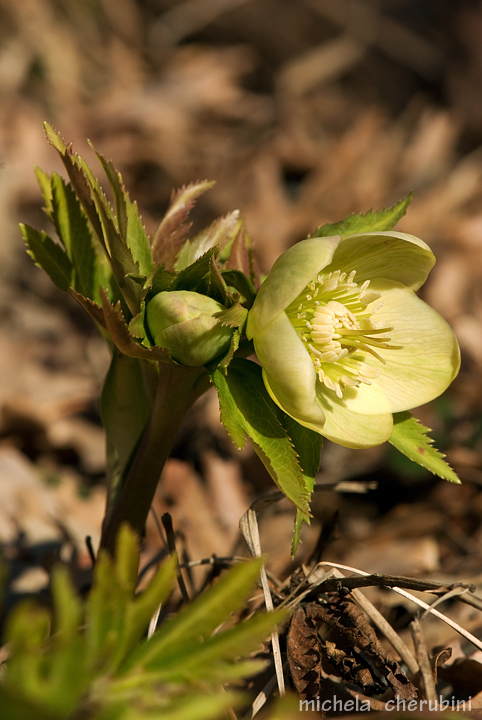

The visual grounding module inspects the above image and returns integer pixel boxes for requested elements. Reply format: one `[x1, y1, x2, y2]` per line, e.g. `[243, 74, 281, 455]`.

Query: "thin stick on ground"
[240, 508, 285, 700]
[162, 512, 190, 604]
[411, 617, 437, 706]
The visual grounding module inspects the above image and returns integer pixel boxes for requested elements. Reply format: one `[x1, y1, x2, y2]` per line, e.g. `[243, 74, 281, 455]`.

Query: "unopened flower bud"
[146, 290, 233, 366]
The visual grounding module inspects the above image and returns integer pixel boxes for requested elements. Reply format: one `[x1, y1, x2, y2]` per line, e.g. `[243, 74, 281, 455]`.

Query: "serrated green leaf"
[128, 305, 150, 345]
[51, 173, 106, 301]
[108, 530, 177, 671]
[112, 555, 177, 668]
[216, 327, 241, 371]
[34, 166, 54, 218]
[43, 638, 87, 714]
[86, 529, 175, 678]
[21, 224, 73, 291]
[170, 248, 228, 304]
[144, 265, 178, 301]
[174, 211, 240, 271]
[211, 359, 310, 516]
[215, 302, 248, 330]
[85, 551, 127, 674]
[170, 247, 215, 290]
[99, 289, 170, 361]
[313, 192, 413, 238]
[222, 269, 256, 307]
[51, 565, 82, 637]
[44, 123, 141, 314]
[50, 174, 86, 259]
[210, 364, 245, 449]
[220, 219, 260, 289]
[284, 416, 322, 556]
[151, 180, 216, 268]
[389, 411, 460, 484]
[205, 253, 231, 304]
[4, 602, 57, 707]
[114, 524, 141, 596]
[141, 608, 286, 678]
[43, 123, 106, 251]
[122, 558, 264, 672]
[94, 149, 154, 276]
[69, 288, 106, 328]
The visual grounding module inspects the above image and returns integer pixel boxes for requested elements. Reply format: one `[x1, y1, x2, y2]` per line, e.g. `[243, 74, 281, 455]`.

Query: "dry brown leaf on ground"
[0, 445, 104, 551]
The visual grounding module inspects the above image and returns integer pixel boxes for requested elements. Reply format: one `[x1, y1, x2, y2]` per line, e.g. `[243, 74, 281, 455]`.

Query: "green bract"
[246, 231, 461, 449]
[146, 290, 233, 366]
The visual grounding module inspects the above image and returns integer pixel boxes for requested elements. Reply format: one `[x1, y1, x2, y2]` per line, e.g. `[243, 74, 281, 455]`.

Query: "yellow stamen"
[287, 269, 403, 398]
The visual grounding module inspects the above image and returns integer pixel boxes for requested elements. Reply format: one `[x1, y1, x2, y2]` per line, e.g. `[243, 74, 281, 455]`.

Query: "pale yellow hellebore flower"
[246, 232, 460, 448]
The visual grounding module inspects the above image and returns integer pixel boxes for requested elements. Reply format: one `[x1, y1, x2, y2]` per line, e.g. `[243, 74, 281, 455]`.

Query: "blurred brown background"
[2, 0, 482, 662]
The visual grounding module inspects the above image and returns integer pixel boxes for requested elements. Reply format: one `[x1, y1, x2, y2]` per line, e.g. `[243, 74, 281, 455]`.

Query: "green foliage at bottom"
[0, 526, 286, 720]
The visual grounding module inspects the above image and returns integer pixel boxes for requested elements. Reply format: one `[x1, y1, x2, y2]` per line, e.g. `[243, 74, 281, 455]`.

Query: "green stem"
[100, 363, 210, 554]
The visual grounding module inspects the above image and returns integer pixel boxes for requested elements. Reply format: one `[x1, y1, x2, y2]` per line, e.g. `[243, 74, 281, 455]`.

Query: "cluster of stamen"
[287, 269, 400, 399]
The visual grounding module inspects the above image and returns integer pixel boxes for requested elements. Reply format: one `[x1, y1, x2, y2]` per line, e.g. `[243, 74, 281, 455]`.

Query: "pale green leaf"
[211, 359, 310, 516]
[151, 180, 216, 268]
[174, 211, 240, 271]
[144, 265, 177, 301]
[99, 289, 170, 361]
[21, 224, 73, 291]
[313, 192, 413, 238]
[85, 551, 129, 674]
[128, 305, 150, 345]
[94, 149, 154, 276]
[143, 608, 287, 678]
[210, 364, 245, 449]
[221, 219, 259, 289]
[389, 411, 460, 483]
[51, 173, 105, 301]
[44, 123, 141, 314]
[215, 302, 248, 330]
[122, 558, 264, 671]
[171, 248, 228, 304]
[222, 269, 256, 306]
[114, 555, 177, 665]
[114, 523, 141, 595]
[34, 166, 54, 218]
[51, 566, 82, 637]
[284, 416, 322, 555]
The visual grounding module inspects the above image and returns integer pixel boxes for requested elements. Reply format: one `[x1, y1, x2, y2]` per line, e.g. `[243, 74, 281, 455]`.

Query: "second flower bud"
[146, 290, 233, 366]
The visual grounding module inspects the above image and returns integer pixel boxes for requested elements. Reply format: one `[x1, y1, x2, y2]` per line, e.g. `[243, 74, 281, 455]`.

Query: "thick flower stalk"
[246, 232, 460, 448]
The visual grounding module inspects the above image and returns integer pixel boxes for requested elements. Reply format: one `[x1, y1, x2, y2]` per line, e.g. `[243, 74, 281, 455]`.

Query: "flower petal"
[315, 384, 394, 448]
[247, 235, 340, 338]
[324, 231, 435, 291]
[326, 370, 392, 416]
[366, 279, 461, 412]
[253, 312, 326, 431]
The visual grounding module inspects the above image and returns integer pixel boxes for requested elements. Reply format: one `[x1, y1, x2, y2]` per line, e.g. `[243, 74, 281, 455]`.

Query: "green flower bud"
[146, 290, 233, 366]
